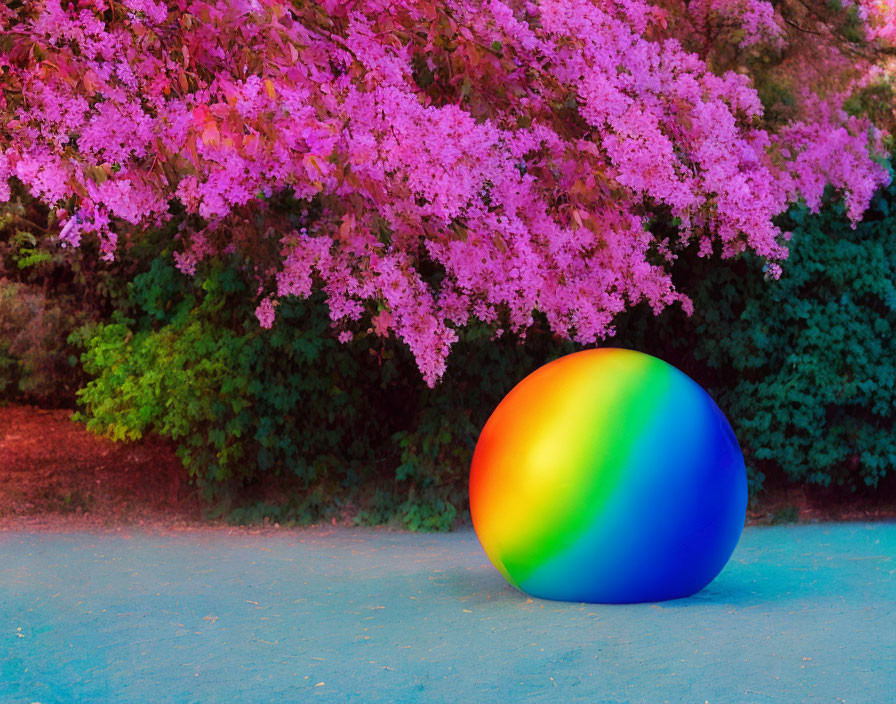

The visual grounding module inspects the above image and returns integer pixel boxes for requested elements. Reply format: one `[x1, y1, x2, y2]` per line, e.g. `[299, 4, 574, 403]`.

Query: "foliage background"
[4, 171, 896, 529]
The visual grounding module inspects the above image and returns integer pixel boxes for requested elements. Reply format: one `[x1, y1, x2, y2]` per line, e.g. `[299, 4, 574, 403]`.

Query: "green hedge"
[705, 187, 896, 491]
[616, 180, 896, 493]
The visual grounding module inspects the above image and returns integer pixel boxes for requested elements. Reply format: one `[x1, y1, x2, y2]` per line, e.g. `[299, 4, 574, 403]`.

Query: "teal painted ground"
[1, 523, 893, 703]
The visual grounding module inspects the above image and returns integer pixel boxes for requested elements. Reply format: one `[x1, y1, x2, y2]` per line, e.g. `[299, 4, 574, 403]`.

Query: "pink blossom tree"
[0, 0, 891, 384]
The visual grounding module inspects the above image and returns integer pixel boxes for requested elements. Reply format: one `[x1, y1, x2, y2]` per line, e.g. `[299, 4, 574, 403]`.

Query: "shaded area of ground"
[1, 524, 894, 703]
[3, 403, 896, 530]
[0, 404, 204, 530]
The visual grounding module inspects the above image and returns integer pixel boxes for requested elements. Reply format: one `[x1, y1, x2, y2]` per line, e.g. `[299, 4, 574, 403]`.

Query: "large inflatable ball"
[469, 348, 747, 604]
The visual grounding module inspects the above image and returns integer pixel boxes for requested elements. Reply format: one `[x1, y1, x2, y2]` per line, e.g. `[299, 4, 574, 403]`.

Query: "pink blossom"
[0, 0, 890, 385]
[688, 0, 785, 49]
[0, 153, 9, 202]
[255, 298, 276, 329]
[845, 1, 896, 43]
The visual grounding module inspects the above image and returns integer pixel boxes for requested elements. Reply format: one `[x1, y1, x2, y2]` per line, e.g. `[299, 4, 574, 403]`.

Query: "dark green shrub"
[76, 260, 357, 501]
[74, 257, 451, 523]
[616, 179, 896, 493]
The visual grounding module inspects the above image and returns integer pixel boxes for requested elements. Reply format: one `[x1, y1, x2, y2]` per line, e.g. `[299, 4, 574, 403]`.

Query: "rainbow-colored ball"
[469, 348, 747, 604]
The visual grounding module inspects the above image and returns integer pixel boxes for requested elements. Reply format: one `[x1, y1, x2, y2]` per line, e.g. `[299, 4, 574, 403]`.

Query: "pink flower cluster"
[0, 0, 889, 384]
[687, 0, 785, 49]
[847, 0, 896, 44]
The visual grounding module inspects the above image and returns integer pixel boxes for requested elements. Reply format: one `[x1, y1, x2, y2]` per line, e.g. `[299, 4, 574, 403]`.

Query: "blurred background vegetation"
[2, 169, 896, 530]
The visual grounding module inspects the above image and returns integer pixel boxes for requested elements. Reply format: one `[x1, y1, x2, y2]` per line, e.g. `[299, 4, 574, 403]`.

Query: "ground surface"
[1, 523, 893, 703]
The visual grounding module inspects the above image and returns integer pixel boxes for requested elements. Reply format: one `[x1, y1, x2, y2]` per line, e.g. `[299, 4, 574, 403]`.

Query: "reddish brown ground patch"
[748, 482, 896, 525]
[0, 404, 205, 531]
[1, 404, 894, 531]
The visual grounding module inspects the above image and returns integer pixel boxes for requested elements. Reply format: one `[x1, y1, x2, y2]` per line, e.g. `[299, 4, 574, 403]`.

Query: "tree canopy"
[0, 0, 892, 383]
